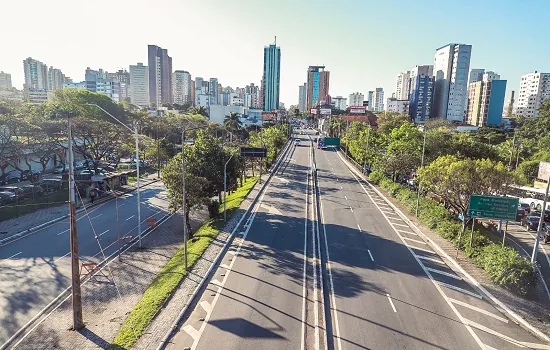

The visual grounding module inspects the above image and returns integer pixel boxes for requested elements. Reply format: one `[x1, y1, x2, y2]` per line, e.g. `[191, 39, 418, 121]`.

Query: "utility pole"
[532, 175, 550, 263]
[68, 114, 83, 330]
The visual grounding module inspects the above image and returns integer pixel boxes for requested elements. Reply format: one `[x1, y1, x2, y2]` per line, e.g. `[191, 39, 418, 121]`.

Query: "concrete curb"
[156, 138, 294, 350]
[0, 179, 158, 246]
[337, 150, 550, 344]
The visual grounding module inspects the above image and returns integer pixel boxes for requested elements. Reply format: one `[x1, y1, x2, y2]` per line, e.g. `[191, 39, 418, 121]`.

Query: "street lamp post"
[224, 154, 234, 222]
[415, 128, 427, 217]
[88, 104, 143, 249]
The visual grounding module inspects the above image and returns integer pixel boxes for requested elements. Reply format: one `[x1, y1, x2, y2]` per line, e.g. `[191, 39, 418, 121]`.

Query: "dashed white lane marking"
[349, 207, 353, 212]
[126, 215, 135, 221]
[98, 229, 109, 237]
[386, 294, 397, 312]
[368, 250, 374, 262]
[183, 324, 200, 341]
[438, 281, 483, 299]
[425, 267, 462, 280]
[340, 185, 343, 189]
[200, 300, 212, 313]
[416, 255, 445, 265]
[91, 213, 103, 220]
[402, 236, 427, 245]
[344, 195, 348, 201]
[357, 224, 362, 232]
[57, 229, 70, 236]
[3, 251, 22, 260]
[55, 252, 70, 262]
[449, 298, 508, 323]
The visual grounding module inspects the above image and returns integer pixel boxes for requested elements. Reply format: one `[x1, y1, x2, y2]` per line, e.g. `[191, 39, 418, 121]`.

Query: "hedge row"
[368, 170, 538, 296]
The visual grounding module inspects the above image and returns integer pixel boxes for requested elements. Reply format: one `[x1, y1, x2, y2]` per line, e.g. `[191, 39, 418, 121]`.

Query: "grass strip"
[110, 176, 258, 349]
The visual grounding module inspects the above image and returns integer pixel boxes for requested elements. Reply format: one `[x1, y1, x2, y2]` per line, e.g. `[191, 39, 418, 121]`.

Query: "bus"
[505, 185, 549, 211]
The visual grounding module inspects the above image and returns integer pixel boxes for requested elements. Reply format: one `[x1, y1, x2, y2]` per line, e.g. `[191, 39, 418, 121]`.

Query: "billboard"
[320, 108, 332, 115]
[310, 108, 318, 114]
[538, 161, 550, 180]
[349, 106, 366, 114]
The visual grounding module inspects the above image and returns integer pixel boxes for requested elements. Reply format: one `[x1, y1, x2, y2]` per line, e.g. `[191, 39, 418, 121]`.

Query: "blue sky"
[2, 0, 548, 107]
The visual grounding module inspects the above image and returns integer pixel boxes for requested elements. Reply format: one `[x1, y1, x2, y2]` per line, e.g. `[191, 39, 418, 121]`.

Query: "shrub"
[207, 199, 220, 218]
[368, 170, 386, 184]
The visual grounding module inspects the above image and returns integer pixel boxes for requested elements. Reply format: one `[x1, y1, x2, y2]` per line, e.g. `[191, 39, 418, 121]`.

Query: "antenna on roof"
[274, 36, 277, 46]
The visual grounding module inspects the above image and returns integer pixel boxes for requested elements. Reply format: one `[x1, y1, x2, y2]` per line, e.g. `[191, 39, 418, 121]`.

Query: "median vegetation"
[110, 176, 258, 349]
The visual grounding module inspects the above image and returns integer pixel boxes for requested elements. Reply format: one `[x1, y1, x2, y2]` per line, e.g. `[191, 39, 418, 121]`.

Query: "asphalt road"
[166, 135, 315, 350]
[317, 147, 549, 350]
[0, 181, 170, 345]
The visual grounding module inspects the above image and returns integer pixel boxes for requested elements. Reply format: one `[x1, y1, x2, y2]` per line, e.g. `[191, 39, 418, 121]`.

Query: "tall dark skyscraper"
[262, 38, 281, 111]
[148, 45, 173, 105]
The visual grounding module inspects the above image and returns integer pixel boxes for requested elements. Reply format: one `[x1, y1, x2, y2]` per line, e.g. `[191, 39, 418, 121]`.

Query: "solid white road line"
[416, 255, 445, 265]
[54, 252, 70, 262]
[301, 151, 310, 350]
[392, 223, 410, 228]
[98, 230, 110, 237]
[386, 216, 403, 221]
[183, 324, 200, 341]
[368, 250, 374, 262]
[357, 224, 362, 232]
[406, 245, 437, 255]
[3, 251, 22, 260]
[437, 282, 483, 299]
[386, 294, 397, 312]
[425, 267, 462, 280]
[200, 300, 212, 313]
[463, 318, 536, 348]
[126, 215, 135, 221]
[402, 236, 427, 245]
[396, 229, 418, 235]
[90, 213, 103, 220]
[449, 298, 508, 323]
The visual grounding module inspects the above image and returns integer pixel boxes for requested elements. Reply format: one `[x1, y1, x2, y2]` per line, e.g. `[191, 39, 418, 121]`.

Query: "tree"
[376, 113, 410, 134]
[419, 155, 512, 216]
[189, 106, 209, 118]
[384, 123, 422, 179]
[223, 112, 243, 142]
[145, 137, 177, 170]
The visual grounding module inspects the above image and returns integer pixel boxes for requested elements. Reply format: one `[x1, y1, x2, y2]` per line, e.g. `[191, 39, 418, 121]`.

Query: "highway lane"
[167, 136, 316, 350]
[317, 147, 549, 350]
[0, 181, 169, 344]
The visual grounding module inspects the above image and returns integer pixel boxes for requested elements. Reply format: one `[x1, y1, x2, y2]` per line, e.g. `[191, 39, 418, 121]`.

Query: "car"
[40, 179, 63, 192]
[543, 226, 550, 244]
[20, 184, 44, 198]
[79, 169, 95, 176]
[1, 171, 22, 185]
[54, 165, 69, 174]
[295, 139, 301, 146]
[516, 208, 528, 221]
[0, 186, 25, 200]
[522, 215, 542, 231]
[75, 162, 85, 170]
[0, 191, 16, 204]
[21, 169, 42, 182]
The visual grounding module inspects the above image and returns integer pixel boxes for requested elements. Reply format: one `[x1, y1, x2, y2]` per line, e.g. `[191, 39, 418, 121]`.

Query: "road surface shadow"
[208, 317, 286, 339]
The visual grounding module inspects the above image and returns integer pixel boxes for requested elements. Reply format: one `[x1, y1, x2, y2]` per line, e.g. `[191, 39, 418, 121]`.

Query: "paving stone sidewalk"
[10, 174, 265, 350]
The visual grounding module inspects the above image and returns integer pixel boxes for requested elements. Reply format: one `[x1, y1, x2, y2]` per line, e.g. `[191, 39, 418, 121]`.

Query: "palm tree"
[224, 112, 243, 142]
[189, 106, 209, 118]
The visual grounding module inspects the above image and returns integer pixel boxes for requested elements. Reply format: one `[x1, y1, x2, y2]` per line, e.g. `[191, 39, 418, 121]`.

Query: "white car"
[295, 139, 301, 146]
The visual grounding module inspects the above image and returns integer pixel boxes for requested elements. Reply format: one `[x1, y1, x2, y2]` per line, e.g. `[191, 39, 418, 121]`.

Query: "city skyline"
[1, 0, 550, 107]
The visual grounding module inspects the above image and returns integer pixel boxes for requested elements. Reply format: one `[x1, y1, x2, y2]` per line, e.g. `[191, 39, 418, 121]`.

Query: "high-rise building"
[469, 69, 485, 84]
[85, 67, 121, 101]
[0, 71, 12, 90]
[129, 63, 150, 106]
[409, 73, 434, 123]
[367, 91, 374, 110]
[395, 72, 411, 100]
[148, 45, 173, 105]
[372, 88, 384, 112]
[331, 96, 347, 110]
[194, 77, 205, 106]
[503, 90, 515, 117]
[262, 40, 281, 111]
[432, 43, 472, 121]
[466, 72, 506, 126]
[348, 92, 364, 107]
[209, 78, 219, 105]
[23, 57, 48, 89]
[47, 67, 64, 91]
[386, 98, 409, 114]
[172, 70, 192, 105]
[109, 69, 131, 102]
[515, 71, 550, 118]
[298, 83, 307, 112]
[306, 66, 330, 110]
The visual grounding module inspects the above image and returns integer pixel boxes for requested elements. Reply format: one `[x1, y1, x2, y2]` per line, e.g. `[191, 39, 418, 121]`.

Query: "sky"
[2, 0, 549, 107]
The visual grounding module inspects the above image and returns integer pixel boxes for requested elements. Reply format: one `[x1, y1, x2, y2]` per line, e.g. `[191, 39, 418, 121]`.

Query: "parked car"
[75, 162, 85, 170]
[0, 186, 25, 200]
[1, 171, 22, 185]
[54, 165, 69, 174]
[40, 179, 63, 192]
[295, 139, 301, 146]
[543, 226, 550, 244]
[0, 191, 16, 204]
[522, 215, 542, 231]
[21, 169, 42, 182]
[20, 184, 44, 198]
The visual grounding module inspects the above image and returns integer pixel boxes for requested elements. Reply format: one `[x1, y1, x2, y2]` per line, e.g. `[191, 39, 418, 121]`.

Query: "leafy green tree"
[384, 123, 422, 179]
[223, 112, 243, 142]
[419, 155, 512, 215]
[376, 113, 410, 134]
[188, 106, 209, 118]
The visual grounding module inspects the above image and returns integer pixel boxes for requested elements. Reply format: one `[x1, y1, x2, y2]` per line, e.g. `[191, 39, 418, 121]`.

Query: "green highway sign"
[467, 195, 519, 221]
[324, 138, 340, 146]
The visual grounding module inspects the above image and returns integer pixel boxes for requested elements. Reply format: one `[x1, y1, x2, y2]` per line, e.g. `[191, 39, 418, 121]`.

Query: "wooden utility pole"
[68, 115, 83, 330]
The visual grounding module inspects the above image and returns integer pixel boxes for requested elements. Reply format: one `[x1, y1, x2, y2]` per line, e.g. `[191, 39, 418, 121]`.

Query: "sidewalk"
[9, 174, 267, 350]
[0, 174, 158, 245]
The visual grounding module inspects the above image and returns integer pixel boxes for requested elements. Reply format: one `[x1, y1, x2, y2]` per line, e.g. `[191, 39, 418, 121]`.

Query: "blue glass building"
[409, 75, 434, 123]
[262, 42, 281, 111]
